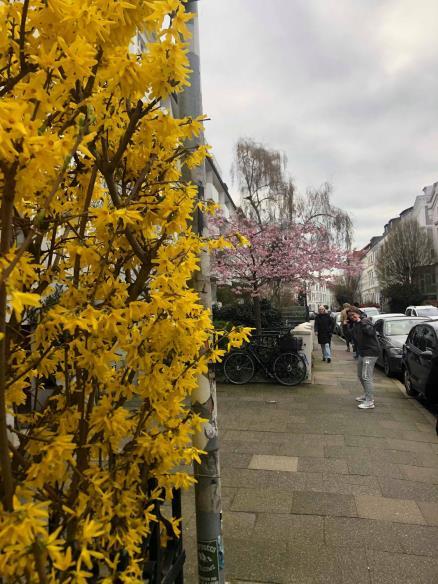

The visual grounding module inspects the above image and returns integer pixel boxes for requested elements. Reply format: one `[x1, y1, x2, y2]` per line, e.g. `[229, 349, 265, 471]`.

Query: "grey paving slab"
[222, 537, 289, 583]
[324, 516, 403, 553]
[348, 458, 404, 479]
[355, 495, 425, 524]
[284, 544, 370, 584]
[222, 511, 256, 537]
[417, 500, 438, 526]
[378, 476, 438, 503]
[297, 456, 348, 474]
[368, 448, 420, 466]
[324, 445, 370, 459]
[394, 523, 438, 557]
[221, 452, 252, 469]
[253, 513, 324, 545]
[231, 488, 292, 513]
[400, 464, 438, 484]
[317, 473, 382, 496]
[344, 434, 391, 449]
[402, 430, 438, 444]
[386, 438, 436, 454]
[366, 550, 438, 584]
[413, 451, 438, 468]
[291, 491, 357, 517]
[221, 467, 315, 490]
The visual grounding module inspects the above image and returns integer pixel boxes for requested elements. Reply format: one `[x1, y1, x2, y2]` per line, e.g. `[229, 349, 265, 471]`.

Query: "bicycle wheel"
[273, 352, 307, 386]
[223, 351, 255, 384]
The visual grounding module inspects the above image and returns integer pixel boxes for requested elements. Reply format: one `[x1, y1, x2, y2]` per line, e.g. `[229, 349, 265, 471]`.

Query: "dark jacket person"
[314, 305, 334, 362]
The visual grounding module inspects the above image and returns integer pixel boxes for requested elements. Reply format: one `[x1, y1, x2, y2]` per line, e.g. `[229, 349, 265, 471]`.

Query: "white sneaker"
[355, 395, 366, 402]
[358, 401, 375, 409]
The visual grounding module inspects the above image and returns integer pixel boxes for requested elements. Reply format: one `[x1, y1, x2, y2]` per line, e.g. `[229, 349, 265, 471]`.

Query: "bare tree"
[376, 219, 434, 288]
[296, 182, 353, 249]
[232, 138, 291, 225]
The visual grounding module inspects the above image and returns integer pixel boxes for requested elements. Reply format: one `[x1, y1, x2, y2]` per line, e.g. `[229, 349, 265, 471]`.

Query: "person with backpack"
[314, 305, 335, 363]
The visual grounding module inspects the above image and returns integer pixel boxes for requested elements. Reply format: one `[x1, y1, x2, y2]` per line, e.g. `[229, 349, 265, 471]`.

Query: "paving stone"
[324, 445, 370, 459]
[355, 495, 425, 524]
[221, 452, 252, 468]
[291, 491, 357, 517]
[368, 448, 419, 466]
[417, 501, 438, 526]
[378, 476, 438, 503]
[225, 429, 289, 443]
[414, 451, 438, 468]
[344, 434, 390, 449]
[348, 458, 403, 479]
[386, 438, 435, 453]
[394, 523, 438, 557]
[400, 464, 438, 484]
[222, 511, 256, 537]
[284, 543, 370, 584]
[297, 457, 348, 474]
[324, 516, 402, 552]
[402, 430, 438, 444]
[253, 513, 324, 545]
[221, 439, 285, 456]
[316, 473, 382, 496]
[221, 467, 307, 490]
[231, 488, 292, 513]
[366, 550, 438, 584]
[278, 442, 325, 457]
[249, 454, 298, 472]
[223, 536, 289, 583]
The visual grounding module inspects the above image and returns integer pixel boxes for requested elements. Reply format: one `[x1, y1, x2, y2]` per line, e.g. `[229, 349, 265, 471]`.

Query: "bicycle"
[223, 332, 307, 386]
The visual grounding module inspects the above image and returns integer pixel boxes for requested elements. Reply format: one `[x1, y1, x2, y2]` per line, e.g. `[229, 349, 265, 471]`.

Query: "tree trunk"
[254, 296, 262, 335]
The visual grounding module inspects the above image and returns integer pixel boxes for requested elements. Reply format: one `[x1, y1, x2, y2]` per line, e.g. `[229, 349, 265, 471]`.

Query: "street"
[184, 336, 438, 584]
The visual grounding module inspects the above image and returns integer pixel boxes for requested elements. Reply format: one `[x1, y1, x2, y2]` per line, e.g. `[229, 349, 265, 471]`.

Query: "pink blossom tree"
[212, 213, 349, 332]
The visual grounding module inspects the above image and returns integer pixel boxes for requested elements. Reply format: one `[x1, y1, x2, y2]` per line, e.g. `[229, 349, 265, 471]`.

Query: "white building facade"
[307, 281, 336, 311]
[358, 236, 383, 305]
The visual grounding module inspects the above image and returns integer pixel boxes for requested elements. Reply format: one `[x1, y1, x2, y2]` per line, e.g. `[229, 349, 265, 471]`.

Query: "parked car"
[405, 305, 438, 317]
[334, 313, 343, 337]
[403, 321, 438, 403]
[369, 312, 404, 324]
[361, 306, 380, 318]
[374, 317, 427, 377]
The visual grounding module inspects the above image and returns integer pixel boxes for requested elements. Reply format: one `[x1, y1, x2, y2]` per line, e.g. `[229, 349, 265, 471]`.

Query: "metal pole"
[178, 2, 225, 583]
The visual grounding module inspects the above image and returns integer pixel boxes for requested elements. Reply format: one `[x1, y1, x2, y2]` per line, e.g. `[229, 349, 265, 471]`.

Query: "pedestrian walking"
[314, 305, 334, 363]
[340, 302, 352, 351]
[347, 307, 380, 409]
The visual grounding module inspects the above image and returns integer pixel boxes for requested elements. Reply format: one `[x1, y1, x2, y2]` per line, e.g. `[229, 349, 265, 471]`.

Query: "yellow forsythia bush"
[0, 1, 248, 581]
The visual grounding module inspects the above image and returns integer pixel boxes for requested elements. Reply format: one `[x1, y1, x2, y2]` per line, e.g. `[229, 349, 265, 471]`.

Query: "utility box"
[292, 322, 313, 383]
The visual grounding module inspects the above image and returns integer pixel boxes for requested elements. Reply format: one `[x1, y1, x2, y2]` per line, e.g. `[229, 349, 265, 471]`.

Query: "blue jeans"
[357, 356, 377, 402]
[321, 343, 331, 360]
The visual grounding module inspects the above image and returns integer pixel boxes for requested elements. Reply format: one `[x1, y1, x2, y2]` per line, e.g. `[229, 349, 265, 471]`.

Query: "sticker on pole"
[198, 539, 220, 583]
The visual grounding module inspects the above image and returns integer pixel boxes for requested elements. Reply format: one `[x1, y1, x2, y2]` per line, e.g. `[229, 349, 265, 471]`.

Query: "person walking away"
[348, 307, 380, 409]
[340, 303, 352, 351]
[314, 305, 334, 363]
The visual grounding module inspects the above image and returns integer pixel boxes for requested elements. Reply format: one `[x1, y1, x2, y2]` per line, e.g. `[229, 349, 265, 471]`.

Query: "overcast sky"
[197, 0, 438, 247]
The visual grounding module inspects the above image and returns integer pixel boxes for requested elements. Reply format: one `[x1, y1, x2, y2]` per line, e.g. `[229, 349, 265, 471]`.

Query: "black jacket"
[351, 317, 380, 357]
[314, 313, 334, 344]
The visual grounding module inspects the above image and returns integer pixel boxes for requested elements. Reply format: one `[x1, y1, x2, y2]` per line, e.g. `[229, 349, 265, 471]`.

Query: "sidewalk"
[183, 336, 438, 583]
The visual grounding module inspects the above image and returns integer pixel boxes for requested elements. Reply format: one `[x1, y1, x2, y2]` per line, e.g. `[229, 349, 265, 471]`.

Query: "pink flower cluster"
[211, 213, 353, 297]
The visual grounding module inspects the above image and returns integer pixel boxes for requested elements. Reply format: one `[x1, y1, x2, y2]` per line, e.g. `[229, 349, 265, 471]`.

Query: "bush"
[382, 283, 424, 312]
[213, 299, 282, 329]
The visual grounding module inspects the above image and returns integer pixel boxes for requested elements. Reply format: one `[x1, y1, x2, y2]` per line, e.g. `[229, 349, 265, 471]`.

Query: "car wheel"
[383, 354, 393, 377]
[404, 368, 418, 397]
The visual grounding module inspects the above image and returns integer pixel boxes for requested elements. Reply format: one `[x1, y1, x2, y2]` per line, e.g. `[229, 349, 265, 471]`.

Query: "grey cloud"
[198, 0, 438, 247]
